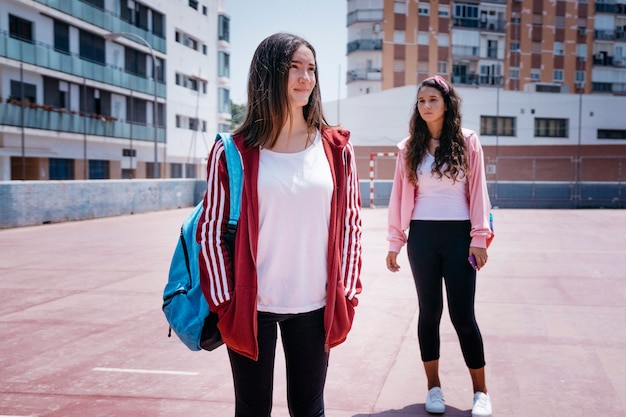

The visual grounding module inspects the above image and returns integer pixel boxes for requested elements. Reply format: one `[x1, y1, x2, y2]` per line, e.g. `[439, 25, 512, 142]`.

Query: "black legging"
[227, 307, 328, 417]
[406, 220, 485, 369]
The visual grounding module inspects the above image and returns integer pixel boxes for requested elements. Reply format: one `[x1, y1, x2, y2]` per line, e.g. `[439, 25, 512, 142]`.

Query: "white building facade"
[0, 0, 230, 181]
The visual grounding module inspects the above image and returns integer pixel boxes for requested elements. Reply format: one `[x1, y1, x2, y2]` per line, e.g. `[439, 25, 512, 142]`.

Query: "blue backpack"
[162, 133, 242, 351]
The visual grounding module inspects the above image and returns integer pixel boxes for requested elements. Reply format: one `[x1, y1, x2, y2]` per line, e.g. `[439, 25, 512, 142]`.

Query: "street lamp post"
[104, 32, 159, 178]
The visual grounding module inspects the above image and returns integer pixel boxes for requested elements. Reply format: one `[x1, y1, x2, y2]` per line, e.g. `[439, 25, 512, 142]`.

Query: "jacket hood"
[322, 127, 351, 149]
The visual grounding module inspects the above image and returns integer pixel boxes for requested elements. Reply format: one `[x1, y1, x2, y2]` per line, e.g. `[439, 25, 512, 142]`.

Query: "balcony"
[451, 45, 480, 58]
[0, 31, 165, 98]
[347, 68, 382, 82]
[453, 17, 480, 29]
[347, 9, 383, 25]
[0, 101, 165, 143]
[347, 38, 382, 54]
[594, 52, 614, 66]
[33, 0, 166, 53]
[595, 29, 616, 40]
[595, 2, 618, 13]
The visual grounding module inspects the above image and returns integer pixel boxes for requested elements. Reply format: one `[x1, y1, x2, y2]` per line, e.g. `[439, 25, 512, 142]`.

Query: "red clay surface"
[1, 208, 625, 416]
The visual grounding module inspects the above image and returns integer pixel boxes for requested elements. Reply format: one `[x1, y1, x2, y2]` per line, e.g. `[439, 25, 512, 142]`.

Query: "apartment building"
[347, 0, 626, 95]
[0, 0, 230, 181]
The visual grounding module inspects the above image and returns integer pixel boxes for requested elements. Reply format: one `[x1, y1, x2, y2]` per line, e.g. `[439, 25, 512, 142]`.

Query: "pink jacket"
[387, 128, 493, 253]
[198, 128, 363, 360]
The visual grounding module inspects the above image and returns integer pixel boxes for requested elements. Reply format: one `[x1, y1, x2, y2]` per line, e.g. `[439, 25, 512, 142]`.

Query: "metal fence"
[366, 155, 625, 209]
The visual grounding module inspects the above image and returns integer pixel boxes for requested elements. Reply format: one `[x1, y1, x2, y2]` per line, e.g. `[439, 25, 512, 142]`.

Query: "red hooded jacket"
[197, 128, 363, 360]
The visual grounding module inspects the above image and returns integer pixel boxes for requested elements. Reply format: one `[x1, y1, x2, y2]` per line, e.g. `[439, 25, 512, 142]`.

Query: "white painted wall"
[324, 85, 626, 147]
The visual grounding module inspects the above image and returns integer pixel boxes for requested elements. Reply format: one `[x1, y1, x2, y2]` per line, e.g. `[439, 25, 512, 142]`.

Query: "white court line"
[92, 367, 199, 376]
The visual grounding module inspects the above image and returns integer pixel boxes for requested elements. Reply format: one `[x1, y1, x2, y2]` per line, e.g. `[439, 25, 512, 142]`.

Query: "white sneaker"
[425, 386, 445, 414]
[472, 391, 492, 417]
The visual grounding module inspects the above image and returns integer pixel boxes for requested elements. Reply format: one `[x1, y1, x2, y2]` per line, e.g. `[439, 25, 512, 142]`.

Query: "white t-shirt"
[411, 151, 470, 220]
[256, 131, 333, 313]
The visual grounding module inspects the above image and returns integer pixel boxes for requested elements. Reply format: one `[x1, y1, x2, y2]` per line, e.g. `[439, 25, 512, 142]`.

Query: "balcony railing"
[595, 29, 616, 40]
[0, 31, 165, 98]
[0, 101, 165, 143]
[451, 45, 480, 57]
[347, 38, 382, 54]
[33, 0, 166, 53]
[347, 9, 383, 25]
[347, 68, 382, 82]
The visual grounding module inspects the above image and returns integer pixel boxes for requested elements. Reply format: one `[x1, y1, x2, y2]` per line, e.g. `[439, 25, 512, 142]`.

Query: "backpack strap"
[215, 133, 243, 228]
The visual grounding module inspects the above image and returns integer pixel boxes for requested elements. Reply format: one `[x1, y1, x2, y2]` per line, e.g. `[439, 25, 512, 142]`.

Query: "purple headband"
[423, 75, 450, 94]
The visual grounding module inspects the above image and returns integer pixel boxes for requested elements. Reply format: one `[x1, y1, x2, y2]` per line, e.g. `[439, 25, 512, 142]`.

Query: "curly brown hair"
[405, 77, 469, 185]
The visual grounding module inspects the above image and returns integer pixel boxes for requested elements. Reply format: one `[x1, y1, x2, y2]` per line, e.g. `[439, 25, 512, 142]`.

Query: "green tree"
[230, 101, 246, 130]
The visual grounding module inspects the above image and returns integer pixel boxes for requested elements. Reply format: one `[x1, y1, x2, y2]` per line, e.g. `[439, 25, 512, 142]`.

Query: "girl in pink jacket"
[386, 76, 494, 417]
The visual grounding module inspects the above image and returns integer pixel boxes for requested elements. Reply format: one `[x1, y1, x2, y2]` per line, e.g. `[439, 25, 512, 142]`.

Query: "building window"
[555, 16, 565, 28]
[202, 6, 208, 15]
[438, 5, 450, 17]
[510, 42, 520, 52]
[534, 118, 568, 138]
[89, 160, 109, 179]
[532, 42, 541, 54]
[218, 15, 230, 42]
[188, 0, 198, 10]
[79, 30, 105, 65]
[575, 71, 585, 84]
[49, 158, 74, 180]
[125, 47, 146, 77]
[553, 69, 564, 83]
[394, 30, 405, 43]
[219, 51, 230, 78]
[530, 69, 540, 81]
[10, 80, 36, 102]
[437, 33, 449, 47]
[54, 20, 70, 54]
[393, 60, 405, 72]
[597, 129, 626, 140]
[83, 0, 105, 8]
[171, 163, 183, 178]
[186, 36, 198, 50]
[481, 116, 516, 136]
[576, 43, 587, 59]
[9, 14, 34, 42]
[218, 88, 230, 113]
[437, 61, 447, 74]
[418, 5, 430, 15]
[152, 11, 165, 37]
[554, 42, 564, 55]
[417, 31, 429, 45]
[185, 164, 196, 178]
[487, 40, 498, 58]
[394, 0, 407, 14]
[510, 67, 520, 80]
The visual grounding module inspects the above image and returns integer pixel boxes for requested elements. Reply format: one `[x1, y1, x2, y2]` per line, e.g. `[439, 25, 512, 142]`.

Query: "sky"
[224, 0, 348, 105]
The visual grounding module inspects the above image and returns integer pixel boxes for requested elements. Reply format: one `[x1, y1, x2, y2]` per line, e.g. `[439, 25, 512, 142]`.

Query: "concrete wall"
[2, 179, 623, 229]
[0, 179, 206, 229]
